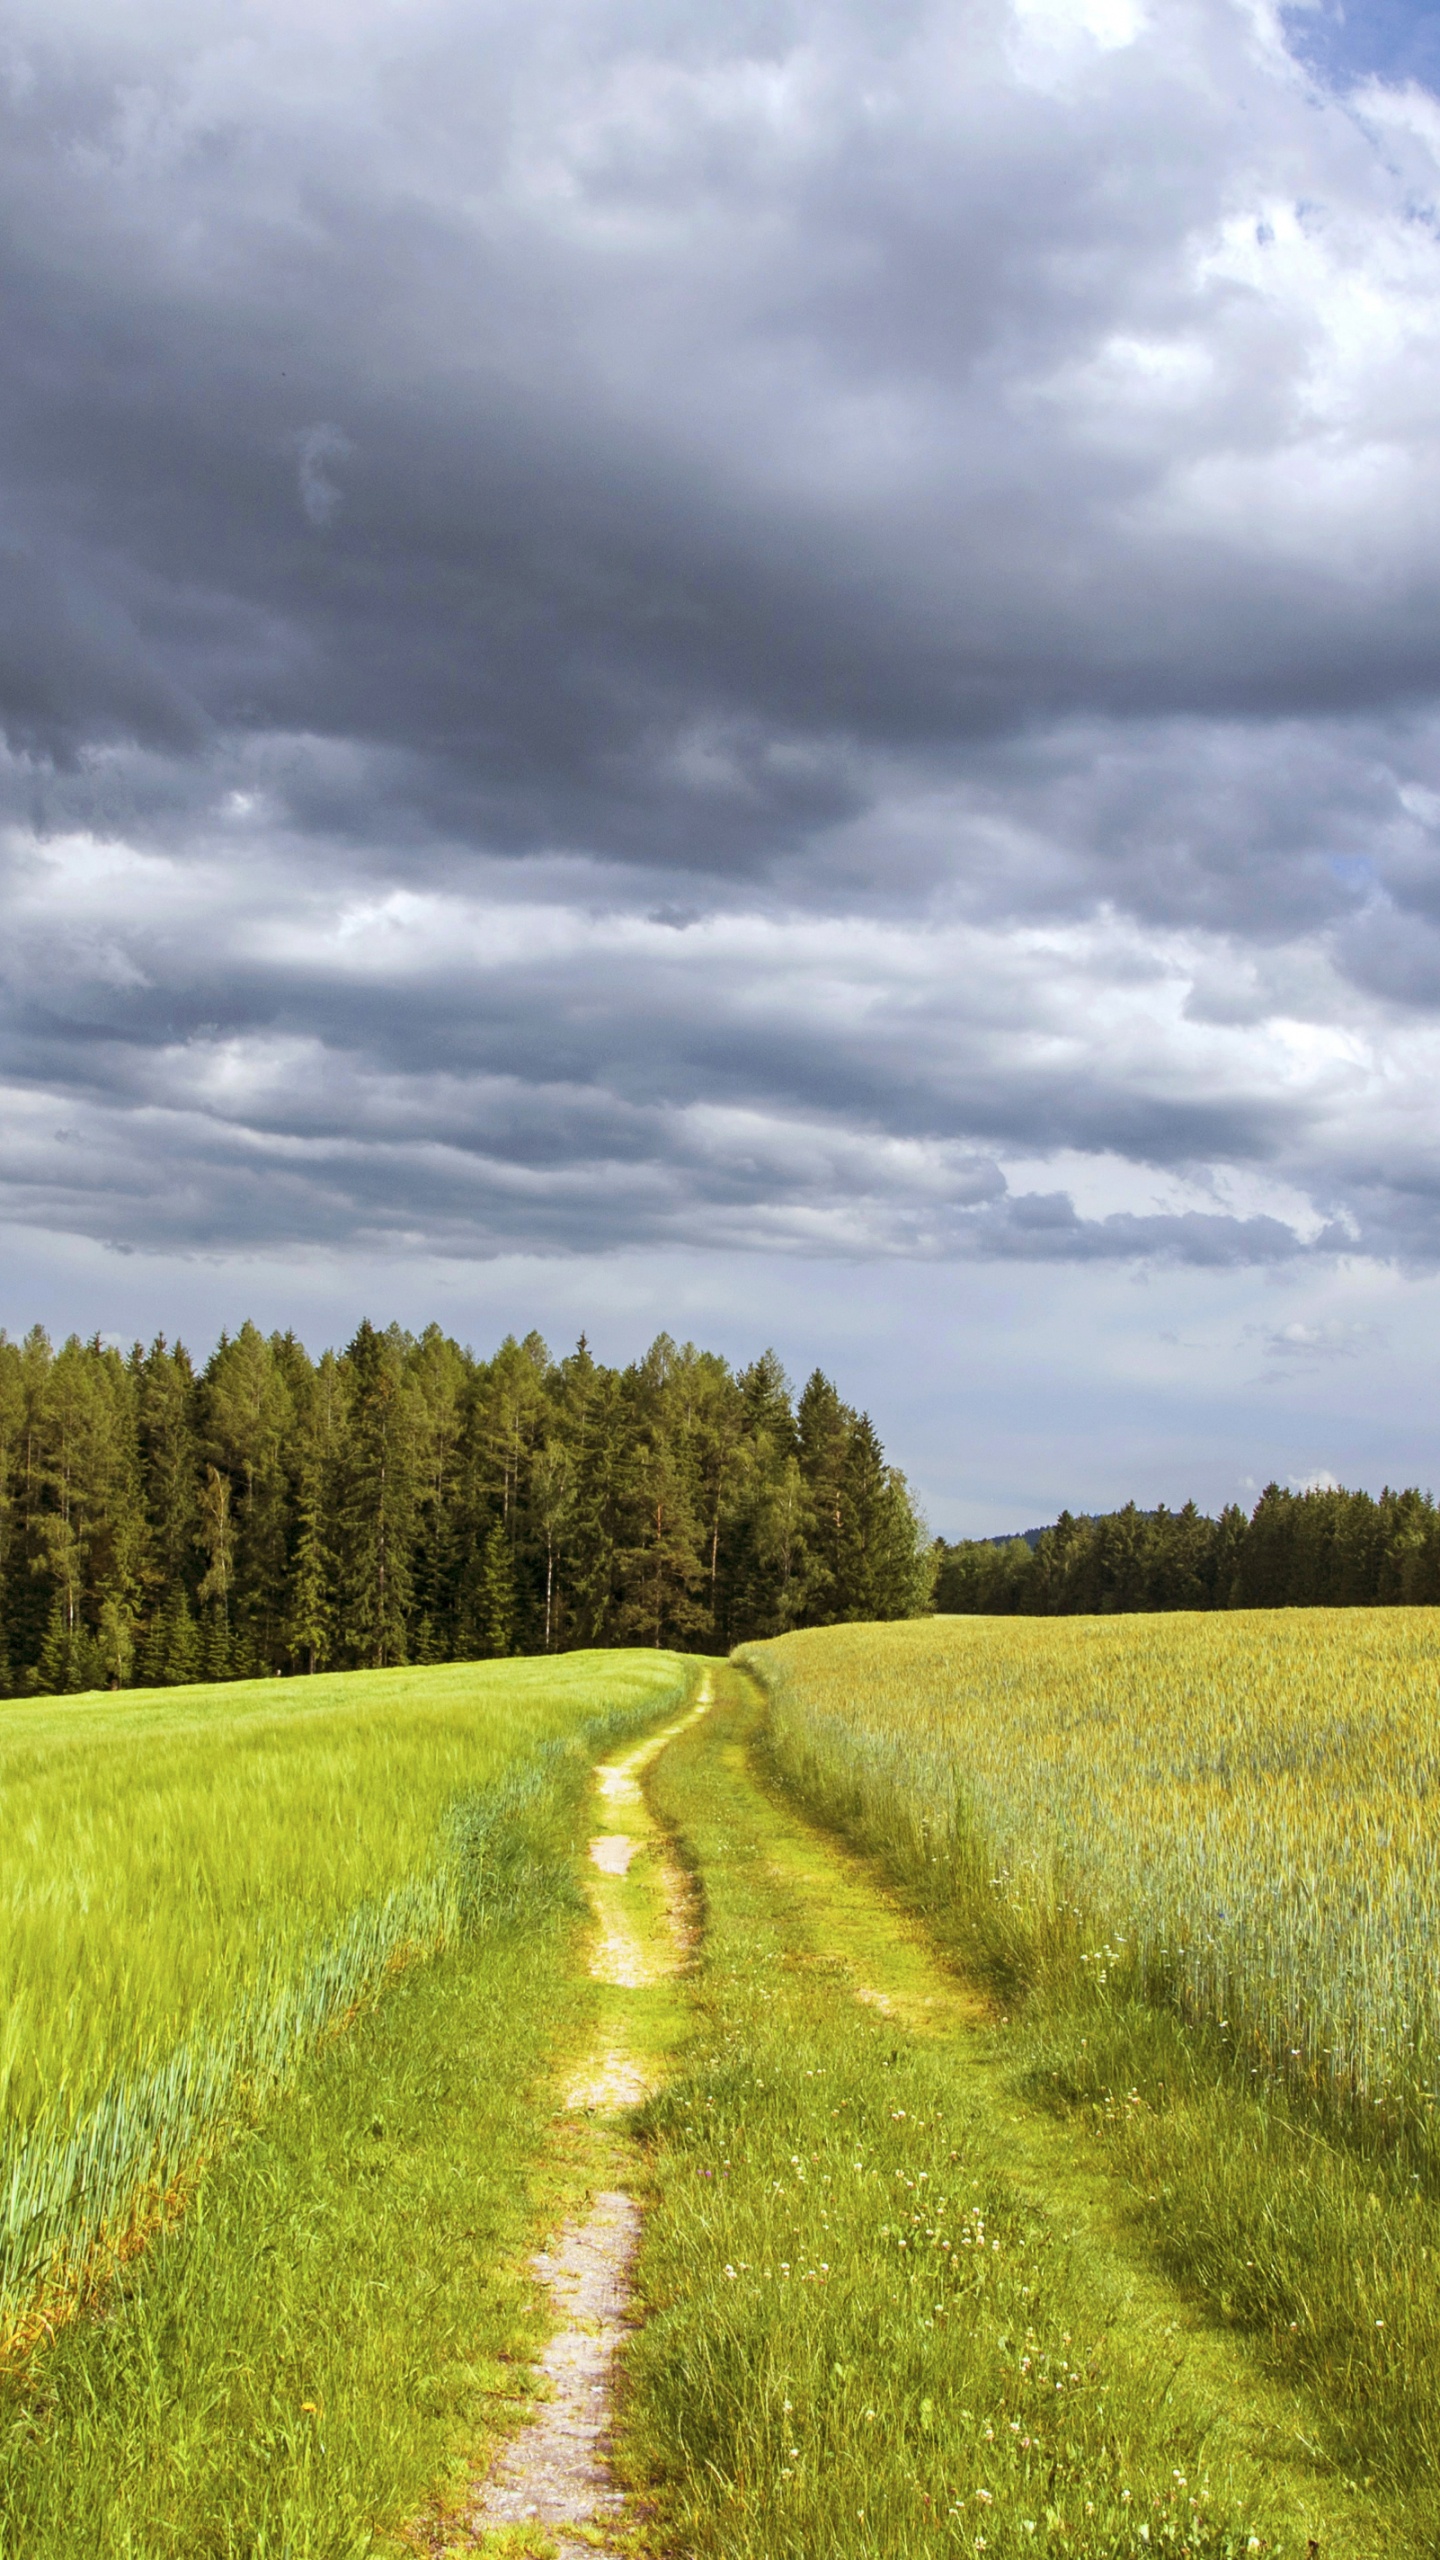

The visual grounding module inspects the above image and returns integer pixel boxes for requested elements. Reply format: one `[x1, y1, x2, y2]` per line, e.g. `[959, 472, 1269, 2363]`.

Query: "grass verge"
[739, 1628, 1440, 2533]
[622, 1670, 1390, 2558]
[1017, 2004, 1440, 2529]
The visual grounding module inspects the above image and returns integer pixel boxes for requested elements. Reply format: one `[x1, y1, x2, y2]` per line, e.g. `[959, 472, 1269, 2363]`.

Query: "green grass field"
[622, 1667, 1393, 2560]
[4, 1617, 1439, 2556]
[0, 1653, 691, 2360]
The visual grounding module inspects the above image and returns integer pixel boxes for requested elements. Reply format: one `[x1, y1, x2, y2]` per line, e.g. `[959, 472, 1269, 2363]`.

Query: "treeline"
[935, 1481, 1440, 1616]
[0, 1321, 932, 1696]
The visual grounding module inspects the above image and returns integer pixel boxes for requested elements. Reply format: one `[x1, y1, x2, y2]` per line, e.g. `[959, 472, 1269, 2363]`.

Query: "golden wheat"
[739, 1611, 1440, 2143]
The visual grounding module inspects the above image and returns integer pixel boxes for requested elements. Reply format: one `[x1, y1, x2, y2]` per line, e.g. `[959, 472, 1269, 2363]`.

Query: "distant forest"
[0, 1322, 932, 1697]
[935, 1483, 1440, 1615]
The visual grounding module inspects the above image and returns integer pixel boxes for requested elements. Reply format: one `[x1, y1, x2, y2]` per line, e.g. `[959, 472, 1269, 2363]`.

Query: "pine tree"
[136, 1335, 201, 1671]
[335, 1322, 418, 1668]
[202, 1597, 232, 1681]
[720, 1352, 805, 1641]
[196, 1464, 235, 1677]
[475, 1522, 516, 1658]
[142, 1584, 200, 1685]
[407, 1324, 471, 1659]
[613, 1338, 708, 1649]
[529, 1437, 573, 1652]
[561, 1357, 627, 1645]
[203, 1323, 297, 1669]
[795, 1369, 855, 1623]
[97, 1592, 135, 1689]
[37, 1596, 71, 1695]
[286, 1350, 342, 1673]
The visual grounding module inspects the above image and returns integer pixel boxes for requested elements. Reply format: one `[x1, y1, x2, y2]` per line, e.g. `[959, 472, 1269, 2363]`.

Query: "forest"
[0, 1322, 932, 1696]
[935, 1481, 1440, 1614]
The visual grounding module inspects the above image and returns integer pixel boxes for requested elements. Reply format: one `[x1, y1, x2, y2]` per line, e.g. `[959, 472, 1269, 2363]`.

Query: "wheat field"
[738, 1611, 1440, 2155]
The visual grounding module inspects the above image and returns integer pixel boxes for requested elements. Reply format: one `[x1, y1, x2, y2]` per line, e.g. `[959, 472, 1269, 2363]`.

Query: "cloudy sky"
[4, 0, 1440, 1531]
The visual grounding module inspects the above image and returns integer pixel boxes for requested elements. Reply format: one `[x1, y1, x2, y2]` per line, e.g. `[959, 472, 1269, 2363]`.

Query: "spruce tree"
[204, 1323, 297, 1669]
[795, 1369, 854, 1623]
[142, 1584, 200, 1686]
[832, 1415, 931, 1621]
[476, 1522, 516, 1658]
[335, 1322, 418, 1668]
[97, 1592, 135, 1689]
[196, 1465, 235, 1677]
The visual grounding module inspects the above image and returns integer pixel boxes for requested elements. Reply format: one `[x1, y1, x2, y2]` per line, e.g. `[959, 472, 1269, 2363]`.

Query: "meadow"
[0, 1651, 691, 2361]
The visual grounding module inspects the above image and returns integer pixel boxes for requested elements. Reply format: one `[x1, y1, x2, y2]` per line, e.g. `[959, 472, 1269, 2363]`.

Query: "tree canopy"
[934, 1483, 1440, 1616]
[0, 1321, 933, 1696]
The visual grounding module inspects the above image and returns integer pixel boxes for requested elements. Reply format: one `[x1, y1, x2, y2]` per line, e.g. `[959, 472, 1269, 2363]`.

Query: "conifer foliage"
[0, 1322, 931, 1696]
[935, 1483, 1440, 1614]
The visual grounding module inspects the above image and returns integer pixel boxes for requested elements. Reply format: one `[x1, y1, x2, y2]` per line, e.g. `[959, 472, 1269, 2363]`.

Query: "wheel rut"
[449, 1678, 710, 2557]
[417, 1668, 1393, 2558]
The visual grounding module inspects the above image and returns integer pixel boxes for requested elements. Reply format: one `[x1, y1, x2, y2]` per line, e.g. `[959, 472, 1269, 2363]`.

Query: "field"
[0, 1652, 690, 2359]
[736, 1613, 1440, 2535]
[6, 1615, 1440, 2556]
[736, 1612, 1440, 2148]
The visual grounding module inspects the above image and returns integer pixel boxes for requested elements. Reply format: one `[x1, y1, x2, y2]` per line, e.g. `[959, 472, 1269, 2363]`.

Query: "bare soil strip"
[454, 1680, 710, 2556]
[462, 2191, 641, 2557]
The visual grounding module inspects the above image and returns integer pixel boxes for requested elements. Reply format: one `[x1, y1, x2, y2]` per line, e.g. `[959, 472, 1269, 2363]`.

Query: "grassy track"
[738, 1618, 1440, 2530]
[623, 1669, 1392, 2557]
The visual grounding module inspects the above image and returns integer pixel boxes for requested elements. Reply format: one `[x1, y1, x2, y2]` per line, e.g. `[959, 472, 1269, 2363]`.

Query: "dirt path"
[431, 1669, 1389, 2557]
[456, 1680, 709, 2557]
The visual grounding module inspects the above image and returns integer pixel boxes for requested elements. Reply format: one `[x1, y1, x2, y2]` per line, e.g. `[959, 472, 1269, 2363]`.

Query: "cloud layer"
[3, 0, 1440, 1272]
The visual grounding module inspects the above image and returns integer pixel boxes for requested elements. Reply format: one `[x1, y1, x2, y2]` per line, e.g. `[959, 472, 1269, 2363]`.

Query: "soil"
[448, 1681, 709, 2555]
[460, 2191, 642, 2558]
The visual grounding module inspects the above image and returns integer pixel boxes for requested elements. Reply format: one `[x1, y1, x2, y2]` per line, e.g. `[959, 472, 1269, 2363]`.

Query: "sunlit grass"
[0, 1652, 692, 2353]
[626, 1672, 1374, 2557]
[737, 1611, 1440, 2153]
[735, 1614, 1440, 2521]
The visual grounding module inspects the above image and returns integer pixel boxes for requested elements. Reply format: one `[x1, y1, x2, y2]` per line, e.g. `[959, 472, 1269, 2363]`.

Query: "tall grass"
[628, 1673, 1344, 2558]
[0, 1651, 691, 2355]
[736, 1615, 1440, 2510]
[738, 1612, 1440, 2159]
[1, 1882, 594, 2558]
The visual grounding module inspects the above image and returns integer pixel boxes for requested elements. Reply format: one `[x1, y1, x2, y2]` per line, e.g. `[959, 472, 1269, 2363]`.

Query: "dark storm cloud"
[2, 0, 1440, 1266]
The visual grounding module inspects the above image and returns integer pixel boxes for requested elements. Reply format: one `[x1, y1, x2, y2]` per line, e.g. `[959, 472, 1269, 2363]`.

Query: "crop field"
[6, 1618, 1438, 2557]
[0, 1650, 690, 2361]
[736, 1613, 1440, 2535]
[738, 1610, 1440, 2147]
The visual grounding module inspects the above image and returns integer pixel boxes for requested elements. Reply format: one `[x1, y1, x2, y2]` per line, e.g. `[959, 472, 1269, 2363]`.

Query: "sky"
[3, 0, 1440, 1535]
